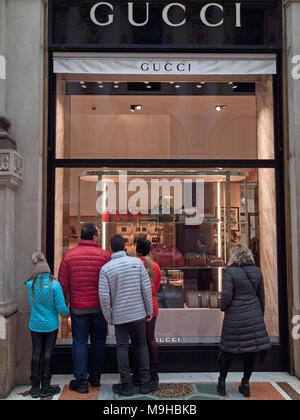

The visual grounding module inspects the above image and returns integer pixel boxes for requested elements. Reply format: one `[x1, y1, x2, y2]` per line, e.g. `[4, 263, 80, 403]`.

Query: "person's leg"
[146, 317, 159, 388]
[128, 318, 150, 387]
[89, 310, 108, 385]
[40, 330, 61, 397]
[31, 331, 43, 377]
[243, 353, 256, 382]
[114, 323, 131, 386]
[40, 329, 58, 376]
[30, 332, 43, 398]
[239, 353, 256, 398]
[217, 355, 232, 396]
[70, 310, 90, 382]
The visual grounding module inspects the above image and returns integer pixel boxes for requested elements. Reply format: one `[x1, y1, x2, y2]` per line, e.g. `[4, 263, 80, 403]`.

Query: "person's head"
[32, 251, 51, 275]
[136, 238, 151, 257]
[227, 243, 255, 267]
[110, 234, 126, 253]
[81, 223, 99, 241]
[28, 251, 54, 302]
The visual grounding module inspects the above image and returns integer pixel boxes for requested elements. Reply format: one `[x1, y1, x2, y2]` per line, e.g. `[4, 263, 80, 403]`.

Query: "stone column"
[285, 0, 300, 379]
[0, 117, 23, 398]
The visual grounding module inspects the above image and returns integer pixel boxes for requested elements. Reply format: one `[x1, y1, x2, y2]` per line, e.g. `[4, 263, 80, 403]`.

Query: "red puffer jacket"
[58, 241, 111, 309]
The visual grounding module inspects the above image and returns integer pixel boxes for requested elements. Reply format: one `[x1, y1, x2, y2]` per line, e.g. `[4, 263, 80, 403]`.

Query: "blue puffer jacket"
[26, 274, 69, 333]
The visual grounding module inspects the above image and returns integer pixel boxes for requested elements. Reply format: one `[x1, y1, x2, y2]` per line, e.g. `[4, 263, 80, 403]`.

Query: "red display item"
[151, 244, 184, 268]
[102, 210, 141, 222]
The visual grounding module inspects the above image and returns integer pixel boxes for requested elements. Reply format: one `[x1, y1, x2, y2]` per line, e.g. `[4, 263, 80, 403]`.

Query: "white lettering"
[128, 2, 149, 27]
[90, 2, 114, 26]
[162, 3, 186, 27]
[200, 3, 224, 27]
[292, 55, 300, 80]
[292, 315, 300, 340]
[235, 3, 241, 28]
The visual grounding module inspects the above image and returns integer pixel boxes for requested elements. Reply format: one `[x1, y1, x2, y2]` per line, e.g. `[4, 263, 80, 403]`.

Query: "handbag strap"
[241, 267, 257, 295]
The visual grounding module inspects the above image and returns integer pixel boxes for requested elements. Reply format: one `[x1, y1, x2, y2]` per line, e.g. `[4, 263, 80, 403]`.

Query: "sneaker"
[112, 383, 134, 396]
[88, 375, 101, 387]
[69, 379, 89, 394]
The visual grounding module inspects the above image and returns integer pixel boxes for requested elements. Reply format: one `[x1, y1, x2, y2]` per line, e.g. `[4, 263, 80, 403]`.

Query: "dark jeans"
[31, 329, 58, 377]
[70, 309, 107, 381]
[115, 318, 150, 386]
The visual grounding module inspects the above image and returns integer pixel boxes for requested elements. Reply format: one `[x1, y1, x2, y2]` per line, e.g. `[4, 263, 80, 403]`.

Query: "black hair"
[81, 223, 99, 240]
[111, 234, 126, 252]
[136, 238, 151, 257]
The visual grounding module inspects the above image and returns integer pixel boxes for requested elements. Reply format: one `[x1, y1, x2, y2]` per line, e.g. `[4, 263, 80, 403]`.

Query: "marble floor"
[4, 372, 300, 400]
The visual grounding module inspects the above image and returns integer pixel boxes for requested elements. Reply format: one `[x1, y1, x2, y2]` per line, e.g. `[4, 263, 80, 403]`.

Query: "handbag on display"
[116, 225, 133, 235]
[151, 244, 184, 268]
[157, 282, 184, 308]
[209, 293, 221, 309]
[184, 253, 208, 267]
[207, 256, 225, 267]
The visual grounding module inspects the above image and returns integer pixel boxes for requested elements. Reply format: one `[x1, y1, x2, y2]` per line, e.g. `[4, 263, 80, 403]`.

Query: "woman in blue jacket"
[26, 252, 69, 398]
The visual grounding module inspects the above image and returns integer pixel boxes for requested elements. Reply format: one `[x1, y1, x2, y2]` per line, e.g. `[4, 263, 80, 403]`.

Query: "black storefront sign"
[49, 0, 282, 50]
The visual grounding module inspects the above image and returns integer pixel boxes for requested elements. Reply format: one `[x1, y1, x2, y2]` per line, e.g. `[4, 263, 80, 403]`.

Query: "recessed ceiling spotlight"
[80, 81, 85, 85]
[200, 82, 206, 85]
[175, 84, 180, 88]
[146, 85, 152, 89]
[97, 81, 102, 84]
[144, 81, 149, 84]
[114, 84, 119, 88]
[232, 85, 238, 89]
[169, 81, 175, 84]
[98, 85, 104, 88]
[130, 104, 142, 112]
[215, 105, 227, 112]
[82, 85, 87, 89]
[196, 84, 203, 88]
[228, 81, 233, 85]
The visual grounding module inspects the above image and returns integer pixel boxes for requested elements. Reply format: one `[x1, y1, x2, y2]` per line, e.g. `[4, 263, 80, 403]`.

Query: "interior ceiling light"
[146, 85, 152, 88]
[80, 81, 85, 85]
[130, 104, 142, 112]
[114, 84, 119, 88]
[196, 84, 203, 88]
[215, 105, 227, 112]
[175, 84, 180, 88]
[232, 85, 238, 89]
[228, 81, 233, 85]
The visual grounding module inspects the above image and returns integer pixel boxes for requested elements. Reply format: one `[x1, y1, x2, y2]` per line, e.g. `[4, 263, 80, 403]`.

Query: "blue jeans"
[70, 309, 107, 381]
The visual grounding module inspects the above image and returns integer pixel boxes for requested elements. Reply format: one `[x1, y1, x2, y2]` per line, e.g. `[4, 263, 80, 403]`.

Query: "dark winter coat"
[219, 261, 271, 354]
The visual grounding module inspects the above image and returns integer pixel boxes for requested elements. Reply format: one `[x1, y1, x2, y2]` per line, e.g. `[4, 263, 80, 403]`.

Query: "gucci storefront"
[47, 0, 289, 373]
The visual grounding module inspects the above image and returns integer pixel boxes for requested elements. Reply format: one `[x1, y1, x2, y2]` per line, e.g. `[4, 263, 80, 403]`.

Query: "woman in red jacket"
[132, 238, 161, 390]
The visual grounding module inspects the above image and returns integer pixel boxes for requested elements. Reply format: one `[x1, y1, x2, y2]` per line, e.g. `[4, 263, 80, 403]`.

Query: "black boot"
[29, 376, 40, 399]
[239, 378, 251, 398]
[149, 362, 159, 391]
[217, 377, 226, 397]
[40, 375, 61, 398]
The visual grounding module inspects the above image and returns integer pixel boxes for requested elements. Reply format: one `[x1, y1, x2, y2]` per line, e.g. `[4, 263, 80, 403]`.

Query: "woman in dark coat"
[217, 243, 271, 398]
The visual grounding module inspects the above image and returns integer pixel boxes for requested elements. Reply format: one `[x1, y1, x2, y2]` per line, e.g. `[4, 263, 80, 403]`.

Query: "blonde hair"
[144, 254, 154, 287]
[227, 243, 255, 267]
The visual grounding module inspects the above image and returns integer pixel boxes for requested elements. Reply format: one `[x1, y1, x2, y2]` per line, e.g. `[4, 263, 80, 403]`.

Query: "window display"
[55, 166, 279, 344]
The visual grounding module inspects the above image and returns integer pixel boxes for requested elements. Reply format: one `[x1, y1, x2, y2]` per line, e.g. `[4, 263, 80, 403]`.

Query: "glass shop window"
[55, 75, 275, 160]
[54, 167, 279, 345]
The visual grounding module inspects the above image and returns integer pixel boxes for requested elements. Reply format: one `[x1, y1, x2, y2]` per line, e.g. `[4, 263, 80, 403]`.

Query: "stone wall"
[286, 0, 300, 379]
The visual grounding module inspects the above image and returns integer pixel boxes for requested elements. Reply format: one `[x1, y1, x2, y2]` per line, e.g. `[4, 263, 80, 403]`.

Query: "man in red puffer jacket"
[58, 223, 110, 394]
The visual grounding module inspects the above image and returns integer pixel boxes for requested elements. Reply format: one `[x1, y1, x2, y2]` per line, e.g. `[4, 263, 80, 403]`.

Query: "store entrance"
[51, 73, 287, 373]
